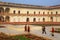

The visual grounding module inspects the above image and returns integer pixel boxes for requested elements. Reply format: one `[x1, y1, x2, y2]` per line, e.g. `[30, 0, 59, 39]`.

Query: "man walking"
[42, 26, 46, 34]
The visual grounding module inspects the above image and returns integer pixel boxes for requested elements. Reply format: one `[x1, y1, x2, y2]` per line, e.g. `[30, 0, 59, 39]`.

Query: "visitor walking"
[42, 26, 46, 34]
[51, 27, 54, 36]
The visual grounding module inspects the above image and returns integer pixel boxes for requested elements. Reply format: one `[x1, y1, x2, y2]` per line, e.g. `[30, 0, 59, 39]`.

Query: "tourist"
[24, 25, 27, 32]
[28, 25, 30, 33]
[42, 26, 46, 34]
[51, 27, 54, 36]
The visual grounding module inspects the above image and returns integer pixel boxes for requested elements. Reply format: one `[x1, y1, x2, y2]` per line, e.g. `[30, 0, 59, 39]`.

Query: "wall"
[1, 6, 60, 22]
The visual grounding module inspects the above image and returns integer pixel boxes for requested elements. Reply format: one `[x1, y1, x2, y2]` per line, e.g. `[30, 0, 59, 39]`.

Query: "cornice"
[0, 2, 60, 10]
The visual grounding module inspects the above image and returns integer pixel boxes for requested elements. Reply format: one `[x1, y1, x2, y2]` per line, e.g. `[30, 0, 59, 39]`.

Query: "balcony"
[0, 22, 60, 26]
[0, 13, 60, 16]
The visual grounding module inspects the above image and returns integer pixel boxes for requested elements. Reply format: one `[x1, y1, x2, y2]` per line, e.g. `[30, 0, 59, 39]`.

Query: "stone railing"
[0, 13, 60, 16]
[0, 22, 60, 25]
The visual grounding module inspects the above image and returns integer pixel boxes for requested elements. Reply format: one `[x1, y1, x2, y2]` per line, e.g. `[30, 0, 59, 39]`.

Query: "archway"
[26, 18, 29, 22]
[33, 18, 36, 22]
[0, 7, 4, 13]
[0, 16, 4, 22]
[43, 18, 45, 22]
[50, 17, 53, 22]
[5, 8, 10, 13]
[5, 16, 10, 22]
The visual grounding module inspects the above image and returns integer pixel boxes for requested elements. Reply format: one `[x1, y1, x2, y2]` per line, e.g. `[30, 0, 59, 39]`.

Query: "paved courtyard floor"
[0, 24, 60, 40]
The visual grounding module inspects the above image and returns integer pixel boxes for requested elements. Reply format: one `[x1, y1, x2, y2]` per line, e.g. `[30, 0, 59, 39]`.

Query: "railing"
[0, 13, 60, 16]
[0, 22, 60, 25]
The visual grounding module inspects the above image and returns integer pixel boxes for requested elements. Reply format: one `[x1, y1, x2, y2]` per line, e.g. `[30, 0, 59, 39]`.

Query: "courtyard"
[0, 24, 60, 40]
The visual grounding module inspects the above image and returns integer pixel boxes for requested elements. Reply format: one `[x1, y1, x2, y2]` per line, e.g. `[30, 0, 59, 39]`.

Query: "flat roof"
[0, 2, 60, 10]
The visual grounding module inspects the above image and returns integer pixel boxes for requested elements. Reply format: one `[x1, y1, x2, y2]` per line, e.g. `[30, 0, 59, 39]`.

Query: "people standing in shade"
[28, 25, 30, 33]
[24, 25, 27, 32]
[42, 26, 46, 34]
[51, 27, 54, 36]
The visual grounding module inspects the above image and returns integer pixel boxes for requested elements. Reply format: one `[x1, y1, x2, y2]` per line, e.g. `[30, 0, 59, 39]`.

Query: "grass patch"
[11, 35, 31, 40]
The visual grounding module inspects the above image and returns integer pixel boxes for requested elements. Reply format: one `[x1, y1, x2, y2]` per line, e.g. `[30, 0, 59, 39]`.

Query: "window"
[5, 16, 10, 22]
[50, 17, 53, 22]
[51, 12, 53, 14]
[0, 16, 4, 22]
[34, 11, 36, 14]
[43, 18, 45, 22]
[27, 11, 29, 14]
[48, 12, 49, 14]
[56, 11, 58, 14]
[33, 18, 36, 22]
[5, 8, 10, 13]
[18, 11, 20, 14]
[0, 7, 4, 13]
[39, 11, 40, 14]
[13, 10, 15, 14]
[26, 18, 29, 22]
[50, 17, 53, 19]
[43, 12, 45, 14]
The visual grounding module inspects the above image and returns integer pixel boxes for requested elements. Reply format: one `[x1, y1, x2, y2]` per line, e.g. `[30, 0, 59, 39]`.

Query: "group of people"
[42, 26, 55, 36]
[24, 25, 30, 33]
[24, 25, 55, 36]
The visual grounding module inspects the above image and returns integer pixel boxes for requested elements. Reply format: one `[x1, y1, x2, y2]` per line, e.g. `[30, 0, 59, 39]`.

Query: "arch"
[27, 11, 29, 14]
[33, 18, 36, 22]
[43, 18, 45, 22]
[0, 7, 4, 13]
[13, 10, 16, 14]
[50, 17, 53, 22]
[51, 12, 53, 14]
[5, 8, 10, 13]
[56, 11, 58, 14]
[26, 18, 29, 22]
[50, 17, 53, 19]
[47, 12, 49, 14]
[18, 11, 20, 14]
[34, 11, 36, 14]
[0, 16, 4, 22]
[39, 11, 40, 14]
[5, 16, 10, 22]
[43, 12, 45, 14]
